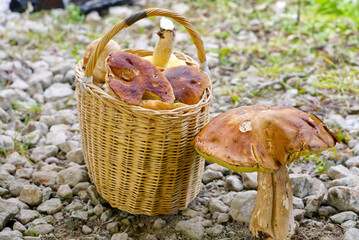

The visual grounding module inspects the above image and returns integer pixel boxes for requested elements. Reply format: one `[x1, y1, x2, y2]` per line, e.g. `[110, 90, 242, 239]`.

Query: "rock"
[32, 171, 58, 187]
[327, 165, 352, 179]
[100, 209, 112, 222]
[217, 213, 229, 223]
[318, 206, 338, 217]
[9, 178, 30, 197]
[22, 130, 43, 147]
[111, 232, 128, 240]
[225, 175, 243, 191]
[82, 225, 92, 234]
[64, 199, 83, 212]
[209, 198, 229, 213]
[71, 210, 88, 221]
[13, 221, 26, 232]
[309, 177, 327, 196]
[202, 169, 223, 184]
[342, 220, 357, 229]
[181, 208, 198, 217]
[28, 71, 53, 88]
[0, 135, 14, 151]
[304, 194, 324, 217]
[6, 152, 27, 166]
[293, 209, 305, 221]
[0, 108, 10, 123]
[45, 131, 70, 146]
[330, 211, 358, 224]
[93, 204, 104, 216]
[241, 172, 257, 189]
[175, 217, 204, 240]
[290, 174, 311, 198]
[0, 230, 22, 240]
[19, 185, 42, 206]
[56, 166, 89, 187]
[329, 176, 359, 188]
[0, 170, 15, 188]
[206, 224, 224, 237]
[30, 145, 58, 162]
[72, 182, 90, 195]
[25, 223, 54, 236]
[153, 218, 166, 230]
[66, 148, 84, 165]
[58, 140, 79, 154]
[344, 228, 359, 240]
[145, 234, 157, 240]
[6, 198, 29, 210]
[39, 111, 76, 126]
[15, 168, 33, 179]
[20, 121, 48, 136]
[37, 198, 62, 214]
[346, 156, 359, 168]
[15, 209, 40, 225]
[0, 187, 9, 196]
[293, 197, 304, 209]
[327, 187, 359, 212]
[51, 62, 73, 75]
[106, 222, 119, 233]
[1, 163, 16, 175]
[0, 199, 20, 230]
[229, 191, 257, 223]
[220, 192, 237, 205]
[57, 184, 72, 199]
[86, 11, 101, 23]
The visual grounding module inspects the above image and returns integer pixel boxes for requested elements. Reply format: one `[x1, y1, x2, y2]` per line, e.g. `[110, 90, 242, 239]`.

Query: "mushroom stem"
[249, 166, 294, 239]
[249, 171, 274, 239]
[152, 17, 175, 68]
[272, 165, 294, 240]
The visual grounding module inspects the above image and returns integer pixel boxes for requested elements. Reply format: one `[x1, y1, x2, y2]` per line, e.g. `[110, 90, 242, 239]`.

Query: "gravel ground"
[0, 1, 359, 240]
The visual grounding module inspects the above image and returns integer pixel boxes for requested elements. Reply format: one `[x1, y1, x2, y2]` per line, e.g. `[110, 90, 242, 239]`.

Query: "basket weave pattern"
[76, 56, 210, 215]
[76, 8, 211, 215]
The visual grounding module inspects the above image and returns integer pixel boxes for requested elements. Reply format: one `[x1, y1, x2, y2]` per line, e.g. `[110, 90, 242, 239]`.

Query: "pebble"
[111, 232, 129, 240]
[229, 191, 257, 223]
[82, 225, 93, 234]
[175, 217, 204, 240]
[0, 230, 22, 240]
[290, 174, 312, 198]
[318, 206, 338, 217]
[217, 213, 229, 223]
[343, 228, 359, 240]
[153, 218, 166, 230]
[12, 221, 26, 232]
[0, 135, 14, 151]
[32, 170, 58, 187]
[327, 186, 359, 212]
[57, 184, 73, 199]
[0, 199, 20, 230]
[30, 145, 59, 162]
[241, 172, 257, 189]
[327, 165, 352, 179]
[346, 156, 359, 168]
[206, 224, 224, 237]
[15, 209, 40, 225]
[202, 169, 223, 184]
[329, 175, 359, 188]
[37, 198, 63, 214]
[342, 220, 357, 229]
[6, 152, 27, 166]
[93, 204, 104, 216]
[71, 210, 89, 221]
[25, 223, 54, 236]
[19, 185, 42, 206]
[106, 222, 119, 233]
[330, 211, 358, 224]
[225, 175, 243, 191]
[209, 198, 229, 213]
[56, 166, 89, 187]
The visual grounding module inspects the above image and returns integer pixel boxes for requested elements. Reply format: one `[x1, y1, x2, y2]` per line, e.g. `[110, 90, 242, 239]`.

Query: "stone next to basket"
[83, 17, 210, 110]
[193, 105, 339, 240]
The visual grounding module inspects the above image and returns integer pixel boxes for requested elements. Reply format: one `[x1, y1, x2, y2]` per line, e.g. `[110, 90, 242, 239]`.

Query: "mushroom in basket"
[193, 105, 338, 239]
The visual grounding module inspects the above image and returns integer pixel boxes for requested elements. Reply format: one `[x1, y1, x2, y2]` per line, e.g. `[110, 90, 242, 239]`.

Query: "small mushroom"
[193, 105, 338, 239]
[163, 65, 210, 105]
[106, 51, 175, 105]
[83, 38, 121, 87]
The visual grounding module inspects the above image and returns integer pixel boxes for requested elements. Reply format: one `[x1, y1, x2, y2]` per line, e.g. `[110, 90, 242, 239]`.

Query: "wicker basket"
[75, 8, 212, 216]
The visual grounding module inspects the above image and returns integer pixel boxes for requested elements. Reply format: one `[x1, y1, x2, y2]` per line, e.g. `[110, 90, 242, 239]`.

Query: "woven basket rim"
[76, 49, 212, 117]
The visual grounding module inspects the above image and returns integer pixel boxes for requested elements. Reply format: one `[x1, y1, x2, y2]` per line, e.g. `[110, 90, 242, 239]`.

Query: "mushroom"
[163, 65, 210, 105]
[83, 38, 121, 87]
[142, 17, 186, 69]
[105, 51, 175, 105]
[193, 105, 338, 239]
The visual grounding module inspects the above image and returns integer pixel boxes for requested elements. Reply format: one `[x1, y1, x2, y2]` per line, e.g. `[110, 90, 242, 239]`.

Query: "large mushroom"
[105, 51, 175, 105]
[193, 105, 338, 239]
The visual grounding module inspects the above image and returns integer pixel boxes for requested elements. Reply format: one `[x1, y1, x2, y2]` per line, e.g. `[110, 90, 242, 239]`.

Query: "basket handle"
[84, 8, 209, 78]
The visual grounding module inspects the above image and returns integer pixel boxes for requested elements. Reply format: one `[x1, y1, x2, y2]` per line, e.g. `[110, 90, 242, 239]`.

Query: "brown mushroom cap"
[106, 51, 175, 105]
[194, 106, 338, 172]
[163, 65, 210, 105]
[83, 39, 121, 86]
